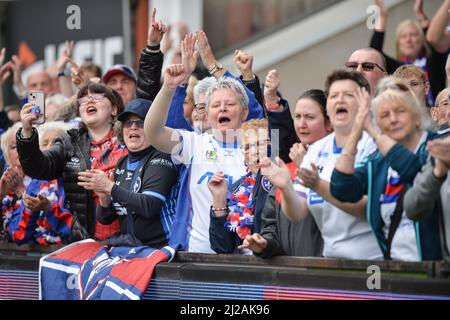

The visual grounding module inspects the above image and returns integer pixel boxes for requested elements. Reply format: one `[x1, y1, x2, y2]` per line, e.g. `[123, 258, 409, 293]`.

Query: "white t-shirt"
[379, 132, 427, 262]
[172, 130, 246, 253]
[297, 132, 383, 260]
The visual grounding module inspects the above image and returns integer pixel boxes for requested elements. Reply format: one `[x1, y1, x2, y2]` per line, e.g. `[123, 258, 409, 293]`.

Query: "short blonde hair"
[372, 76, 430, 130]
[393, 65, 426, 83]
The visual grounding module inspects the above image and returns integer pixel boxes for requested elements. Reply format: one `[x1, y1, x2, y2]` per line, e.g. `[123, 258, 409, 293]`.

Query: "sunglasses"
[124, 119, 144, 128]
[345, 61, 386, 72]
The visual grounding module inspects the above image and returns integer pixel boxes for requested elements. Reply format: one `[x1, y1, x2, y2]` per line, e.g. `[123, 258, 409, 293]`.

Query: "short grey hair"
[37, 121, 70, 148]
[46, 93, 68, 108]
[0, 123, 22, 165]
[204, 76, 249, 111]
[193, 76, 217, 104]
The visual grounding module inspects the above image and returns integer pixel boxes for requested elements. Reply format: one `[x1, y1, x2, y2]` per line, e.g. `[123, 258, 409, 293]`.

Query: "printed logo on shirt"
[149, 158, 174, 169]
[197, 171, 233, 186]
[308, 191, 324, 205]
[126, 172, 133, 181]
[66, 157, 81, 169]
[133, 177, 142, 193]
[115, 168, 125, 175]
[113, 202, 127, 216]
[261, 176, 272, 192]
[318, 151, 329, 158]
[205, 148, 219, 162]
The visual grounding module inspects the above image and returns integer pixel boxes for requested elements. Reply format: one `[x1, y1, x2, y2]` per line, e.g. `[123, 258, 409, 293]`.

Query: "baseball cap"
[117, 98, 152, 122]
[102, 64, 137, 84]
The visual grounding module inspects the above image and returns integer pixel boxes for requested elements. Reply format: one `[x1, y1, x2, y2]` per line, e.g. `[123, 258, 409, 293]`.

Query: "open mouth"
[335, 106, 348, 119]
[218, 116, 231, 124]
[86, 106, 97, 115]
[129, 133, 140, 140]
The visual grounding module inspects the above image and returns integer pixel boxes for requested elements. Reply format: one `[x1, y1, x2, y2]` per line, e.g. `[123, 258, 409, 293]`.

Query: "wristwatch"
[208, 62, 223, 75]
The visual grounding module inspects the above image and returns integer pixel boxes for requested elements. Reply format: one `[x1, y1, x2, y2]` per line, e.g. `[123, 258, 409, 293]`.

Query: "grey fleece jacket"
[404, 160, 450, 251]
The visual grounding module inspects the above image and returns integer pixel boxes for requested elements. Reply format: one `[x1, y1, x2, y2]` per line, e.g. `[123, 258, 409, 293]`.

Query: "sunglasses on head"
[345, 61, 386, 72]
[124, 119, 144, 128]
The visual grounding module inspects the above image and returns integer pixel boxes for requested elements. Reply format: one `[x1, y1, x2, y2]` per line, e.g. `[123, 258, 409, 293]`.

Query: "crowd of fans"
[0, 1, 449, 263]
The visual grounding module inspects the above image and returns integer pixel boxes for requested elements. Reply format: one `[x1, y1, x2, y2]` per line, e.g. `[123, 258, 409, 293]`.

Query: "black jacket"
[256, 188, 323, 259]
[136, 46, 164, 102]
[17, 127, 95, 237]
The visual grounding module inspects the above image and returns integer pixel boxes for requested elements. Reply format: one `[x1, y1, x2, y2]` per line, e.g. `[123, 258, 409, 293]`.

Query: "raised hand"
[428, 135, 450, 167]
[195, 30, 220, 75]
[0, 48, 10, 84]
[0, 166, 24, 197]
[259, 156, 292, 190]
[289, 143, 307, 167]
[238, 233, 268, 253]
[20, 102, 39, 137]
[264, 69, 281, 109]
[233, 50, 254, 81]
[414, 0, 429, 27]
[374, 0, 388, 31]
[181, 33, 199, 81]
[297, 163, 320, 190]
[10, 55, 26, 97]
[77, 169, 114, 195]
[56, 40, 74, 73]
[164, 64, 187, 89]
[207, 171, 228, 207]
[354, 86, 376, 137]
[148, 8, 167, 46]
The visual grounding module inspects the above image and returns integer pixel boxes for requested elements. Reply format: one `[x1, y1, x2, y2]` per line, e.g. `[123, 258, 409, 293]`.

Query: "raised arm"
[144, 64, 186, 154]
[137, 8, 166, 101]
[298, 164, 367, 220]
[426, 0, 450, 53]
[260, 157, 309, 222]
[233, 49, 264, 107]
[166, 33, 198, 131]
[56, 40, 75, 98]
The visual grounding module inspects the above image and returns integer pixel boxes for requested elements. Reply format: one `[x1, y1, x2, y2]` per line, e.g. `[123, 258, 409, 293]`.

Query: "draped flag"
[39, 239, 176, 300]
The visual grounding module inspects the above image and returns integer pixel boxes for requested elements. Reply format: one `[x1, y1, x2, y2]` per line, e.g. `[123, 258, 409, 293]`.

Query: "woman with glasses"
[330, 76, 442, 261]
[257, 70, 383, 260]
[369, 0, 447, 105]
[77, 98, 179, 248]
[431, 88, 450, 135]
[207, 119, 273, 253]
[239, 89, 330, 258]
[16, 83, 127, 241]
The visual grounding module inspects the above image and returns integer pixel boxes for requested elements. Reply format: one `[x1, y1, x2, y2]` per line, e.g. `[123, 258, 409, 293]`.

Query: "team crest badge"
[261, 176, 272, 192]
[133, 177, 141, 193]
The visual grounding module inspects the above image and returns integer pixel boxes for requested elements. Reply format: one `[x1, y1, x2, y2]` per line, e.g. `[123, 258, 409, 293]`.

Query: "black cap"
[117, 98, 152, 122]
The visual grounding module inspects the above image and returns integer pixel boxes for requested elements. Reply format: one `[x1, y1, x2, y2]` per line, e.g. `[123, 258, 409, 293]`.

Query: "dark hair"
[324, 69, 371, 96]
[298, 89, 327, 116]
[80, 62, 102, 78]
[76, 82, 124, 116]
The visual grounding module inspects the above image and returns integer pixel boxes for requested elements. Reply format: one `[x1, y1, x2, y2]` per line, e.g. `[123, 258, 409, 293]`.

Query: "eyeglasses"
[124, 119, 144, 129]
[78, 93, 105, 106]
[194, 103, 206, 114]
[243, 139, 271, 153]
[345, 61, 386, 72]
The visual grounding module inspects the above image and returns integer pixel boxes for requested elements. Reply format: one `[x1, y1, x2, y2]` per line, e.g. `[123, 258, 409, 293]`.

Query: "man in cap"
[103, 64, 137, 106]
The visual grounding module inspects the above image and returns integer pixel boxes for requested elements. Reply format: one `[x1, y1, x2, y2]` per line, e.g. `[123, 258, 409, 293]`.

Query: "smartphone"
[28, 91, 45, 124]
